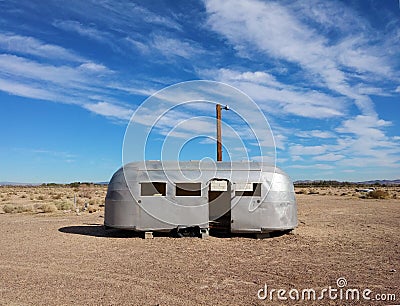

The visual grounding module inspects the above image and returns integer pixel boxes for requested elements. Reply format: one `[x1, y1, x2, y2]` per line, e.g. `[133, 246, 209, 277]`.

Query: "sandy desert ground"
[0, 185, 399, 305]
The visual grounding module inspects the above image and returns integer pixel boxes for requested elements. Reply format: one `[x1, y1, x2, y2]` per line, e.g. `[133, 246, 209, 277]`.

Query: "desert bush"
[55, 202, 72, 211]
[15, 206, 24, 213]
[88, 205, 97, 213]
[3, 204, 15, 213]
[14, 205, 33, 213]
[40, 204, 58, 213]
[52, 193, 62, 200]
[308, 190, 319, 195]
[24, 205, 34, 212]
[20, 194, 27, 198]
[295, 190, 306, 194]
[366, 190, 390, 199]
[89, 198, 97, 206]
[38, 195, 45, 201]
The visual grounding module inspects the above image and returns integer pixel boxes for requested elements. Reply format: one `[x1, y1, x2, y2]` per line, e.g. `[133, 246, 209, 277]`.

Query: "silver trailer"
[104, 161, 297, 237]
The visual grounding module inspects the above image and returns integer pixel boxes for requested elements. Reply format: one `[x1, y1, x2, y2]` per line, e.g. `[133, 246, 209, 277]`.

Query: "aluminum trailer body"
[104, 161, 297, 234]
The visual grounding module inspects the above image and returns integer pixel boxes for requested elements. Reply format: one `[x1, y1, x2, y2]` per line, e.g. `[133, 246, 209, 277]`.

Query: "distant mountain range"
[0, 181, 109, 186]
[0, 182, 41, 186]
[294, 179, 400, 185]
[355, 179, 400, 185]
[1, 180, 399, 186]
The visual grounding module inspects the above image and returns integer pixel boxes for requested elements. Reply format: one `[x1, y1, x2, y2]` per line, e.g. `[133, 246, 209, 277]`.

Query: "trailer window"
[141, 182, 166, 196]
[176, 183, 201, 196]
[235, 183, 261, 197]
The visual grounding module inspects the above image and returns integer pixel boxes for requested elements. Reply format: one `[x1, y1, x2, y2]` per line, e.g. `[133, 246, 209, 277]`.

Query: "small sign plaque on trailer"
[210, 180, 228, 191]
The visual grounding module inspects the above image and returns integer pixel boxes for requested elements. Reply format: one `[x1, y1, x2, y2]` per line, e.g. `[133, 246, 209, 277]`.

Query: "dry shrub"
[89, 198, 97, 206]
[40, 204, 58, 213]
[366, 190, 390, 199]
[15, 205, 33, 213]
[308, 189, 319, 195]
[52, 194, 62, 200]
[3, 204, 15, 213]
[23, 205, 34, 212]
[55, 202, 72, 211]
[88, 205, 97, 213]
[295, 189, 306, 194]
[76, 198, 84, 205]
[38, 195, 45, 201]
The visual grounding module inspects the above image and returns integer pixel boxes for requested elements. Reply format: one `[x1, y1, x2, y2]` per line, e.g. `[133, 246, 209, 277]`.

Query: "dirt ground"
[0, 187, 399, 305]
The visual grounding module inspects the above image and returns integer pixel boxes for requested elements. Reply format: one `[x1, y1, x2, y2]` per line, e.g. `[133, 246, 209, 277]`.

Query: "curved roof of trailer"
[120, 160, 285, 173]
[108, 161, 290, 188]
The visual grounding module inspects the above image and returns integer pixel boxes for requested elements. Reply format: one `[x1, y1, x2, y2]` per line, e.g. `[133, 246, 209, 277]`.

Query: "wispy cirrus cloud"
[200, 68, 347, 119]
[0, 32, 85, 62]
[83, 102, 133, 120]
[53, 20, 109, 43]
[295, 130, 336, 139]
[126, 34, 206, 60]
[204, 0, 397, 116]
[0, 78, 61, 102]
[0, 50, 134, 120]
[203, 0, 400, 174]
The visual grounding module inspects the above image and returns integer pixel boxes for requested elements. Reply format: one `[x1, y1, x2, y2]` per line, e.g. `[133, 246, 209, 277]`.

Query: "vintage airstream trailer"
[104, 161, 297, 237]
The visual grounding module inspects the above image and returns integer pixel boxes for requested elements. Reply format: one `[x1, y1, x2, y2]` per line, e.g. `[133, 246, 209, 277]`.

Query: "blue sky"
[0, 0, 399, 183]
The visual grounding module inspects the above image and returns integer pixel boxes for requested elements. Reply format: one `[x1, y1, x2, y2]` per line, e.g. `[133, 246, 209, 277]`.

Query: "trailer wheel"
[171, 226, 201, 238]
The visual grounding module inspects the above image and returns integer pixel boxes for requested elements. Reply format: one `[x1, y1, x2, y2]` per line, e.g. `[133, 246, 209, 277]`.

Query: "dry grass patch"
[3, 204, 15, 213]
[55, 202, 72, 211]
[0, 185, 107, 214]
[366, 190, 390, 199]
[39, 203, 58, 213]
[2, 204, 33, 213]
[52, 193, 62, 200]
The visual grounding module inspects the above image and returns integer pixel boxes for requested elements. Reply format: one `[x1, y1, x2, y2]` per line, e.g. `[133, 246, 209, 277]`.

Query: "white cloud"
[90, 1, 182, 31]
[335, 115, 392, 139]
[53, 20, 109, 42]
[202, 68, 346, 119]
[313, 153, 345, 162]
[204, 68, 282, 88]
[288, 164, 335, 170]
[289, 145, 327, 156]
[0, 32, 85, 62]
[203, 0, 400, 172]
[395, 86, 400, 93]
[83, 102, 133, 120]
[204, 0, 395, 117]
[0, 78, 61, 101]
[0, 53, 140, 122]
[296, 130, 335, 139]
[0, 54, 106, 86]
[79, 62, 109, 73]
[151, 35, 203, 59]
[125, 37, 150, 54]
